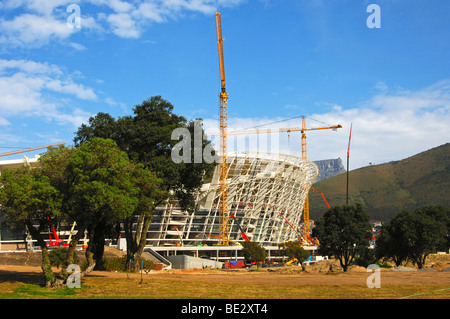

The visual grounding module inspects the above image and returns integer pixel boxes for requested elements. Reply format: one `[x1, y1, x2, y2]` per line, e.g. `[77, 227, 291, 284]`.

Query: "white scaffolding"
[149, 151, 318, 247]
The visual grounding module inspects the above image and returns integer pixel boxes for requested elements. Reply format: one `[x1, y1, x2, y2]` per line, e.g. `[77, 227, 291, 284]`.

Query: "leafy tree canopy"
[74, 96, 215, 212]
[278, 241, 311, 263]
[312, 203, 372, 271]
[241, 241, 268, 268]
[0, 166, 62, 286]
[376, 205, 449, 268]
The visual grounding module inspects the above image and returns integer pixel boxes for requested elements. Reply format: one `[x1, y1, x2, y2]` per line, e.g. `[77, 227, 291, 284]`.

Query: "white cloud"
[0, 58, 63, 75]
[133, 2, 166, 23]
[26, 0, 74, 16]
[0, 117, 11, 126]
[106, 12, 141, 38]
[67, 42, 87, 50]
[0, 13, 75, 47]
[0, 59, 97, 127]
[108, 0, 134, 13]
[203, 80, 450, 170]
[0, 0, 247, 44]
[45, 79, 97, 100]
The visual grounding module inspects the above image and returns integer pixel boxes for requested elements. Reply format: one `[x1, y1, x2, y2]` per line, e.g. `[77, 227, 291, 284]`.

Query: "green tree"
[73, 112, 118, 145]
[312, 204, 372, 272]
[38, 145, 79, 267]
[279, 241, 311, 264]
[375, 210, 413, 267]
[74, 96, 216, 267]
[74, 96, 216, 212]
[0, 167, 62, 286]
[377, 206, 449, 269]
[33, 138, 163, 276]
[66, 138, 141, 272]
[123, 163, 164, 270]
[241, 241, 268, 269]
[414, 205, 450, 253]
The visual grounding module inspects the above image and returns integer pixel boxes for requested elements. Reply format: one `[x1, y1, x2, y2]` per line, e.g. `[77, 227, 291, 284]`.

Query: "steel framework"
[147, 152, 319, 246]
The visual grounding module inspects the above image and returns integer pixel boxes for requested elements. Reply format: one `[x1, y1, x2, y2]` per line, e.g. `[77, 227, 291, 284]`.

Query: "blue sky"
[0, 0, 449, 170]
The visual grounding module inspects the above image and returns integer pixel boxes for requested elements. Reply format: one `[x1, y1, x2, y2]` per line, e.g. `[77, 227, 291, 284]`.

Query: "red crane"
[230, 213, 249, 241]
[311, 189, 331, 209]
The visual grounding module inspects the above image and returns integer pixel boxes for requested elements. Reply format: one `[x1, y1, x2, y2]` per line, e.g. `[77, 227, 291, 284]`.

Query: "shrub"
[241, 241, 267, 268]
[103, 256, 127, 271]
[355, 246, 378, 267]
[103, 256, 156, 272]
[49, 248, 79, 269]
[279, 241, 311, 263]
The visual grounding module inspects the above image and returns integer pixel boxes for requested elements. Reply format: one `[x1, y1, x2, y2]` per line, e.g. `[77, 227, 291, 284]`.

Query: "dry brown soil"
[0, 251, 449, 299]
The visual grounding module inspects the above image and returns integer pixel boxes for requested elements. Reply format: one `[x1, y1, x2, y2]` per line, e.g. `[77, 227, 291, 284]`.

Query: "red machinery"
[230, 213, 249, 241]
[47, 223, 64, 247]
[311, 189, 331, 209]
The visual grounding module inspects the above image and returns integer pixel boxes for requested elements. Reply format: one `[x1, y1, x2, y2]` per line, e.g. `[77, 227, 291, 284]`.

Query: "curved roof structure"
[149, 152, 319, 246]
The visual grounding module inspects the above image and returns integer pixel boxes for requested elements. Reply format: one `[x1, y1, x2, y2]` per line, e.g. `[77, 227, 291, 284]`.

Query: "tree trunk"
[124, 217, 137, 270]
[41, 246, 60, 287]
[392, 256, 403, 267]
[93, 222, 106, 270]
[82, 228, 96, 276]
[25, 221, 63, 287]
[65, 225, 85, 266]
[414, 253, 428, 269]
[338, 247, 355, 272]
[126, 213, 153, 271]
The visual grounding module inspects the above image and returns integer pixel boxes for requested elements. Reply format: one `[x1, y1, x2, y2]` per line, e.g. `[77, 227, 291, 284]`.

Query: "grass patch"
[1, 284, 80, 298]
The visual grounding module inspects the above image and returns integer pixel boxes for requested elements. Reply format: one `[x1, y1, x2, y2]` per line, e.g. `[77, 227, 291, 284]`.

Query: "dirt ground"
[0, 255, 449, 285]
[0, 251, 449, 299]
[86, 265, 450, 286]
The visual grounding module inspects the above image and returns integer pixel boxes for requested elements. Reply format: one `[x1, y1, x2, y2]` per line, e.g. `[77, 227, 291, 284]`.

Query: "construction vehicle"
[215, 11, 230, 246]
[46, 221, 89, 249]
[285, 258, 298, 266]
[47, 224, 62, 247]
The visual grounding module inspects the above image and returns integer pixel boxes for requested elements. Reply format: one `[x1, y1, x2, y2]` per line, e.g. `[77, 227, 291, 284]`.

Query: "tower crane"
[209, 116, 342, 239]
[0, 142, 66, 158]
[215, 11, 230, 246]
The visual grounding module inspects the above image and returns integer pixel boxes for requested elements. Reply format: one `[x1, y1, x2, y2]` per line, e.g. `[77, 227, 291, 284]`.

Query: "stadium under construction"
[142, 151, 319, 262]
[0, 11, 336, 269]
[0, 151, 321, 267]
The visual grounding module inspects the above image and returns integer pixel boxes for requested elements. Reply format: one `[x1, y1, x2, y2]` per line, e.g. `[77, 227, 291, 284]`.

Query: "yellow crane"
[215, 11, 230, 246]
[210, 116, 342, 239]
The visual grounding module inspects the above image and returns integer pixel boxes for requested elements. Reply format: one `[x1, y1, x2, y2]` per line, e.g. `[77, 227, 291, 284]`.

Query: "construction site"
[0, 11, 344, 269]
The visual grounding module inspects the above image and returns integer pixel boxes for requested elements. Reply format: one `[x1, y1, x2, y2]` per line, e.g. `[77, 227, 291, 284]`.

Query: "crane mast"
[301, 116, 311, 236]
[209, 116, 341, 242]
[215, 11, 230, 246]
